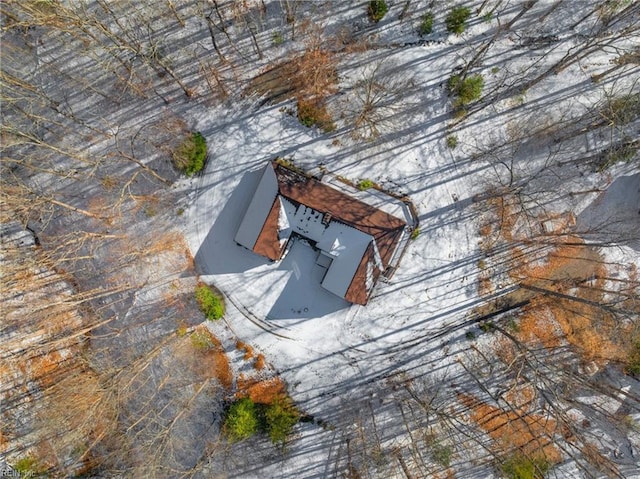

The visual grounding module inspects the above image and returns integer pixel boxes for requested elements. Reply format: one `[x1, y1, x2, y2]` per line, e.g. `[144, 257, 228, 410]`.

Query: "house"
[235, 160, 407, 305]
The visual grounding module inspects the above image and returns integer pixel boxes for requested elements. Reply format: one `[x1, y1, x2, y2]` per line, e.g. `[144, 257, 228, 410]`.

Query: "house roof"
[235, 164, 279, 254]
[235, 161, 407, 305]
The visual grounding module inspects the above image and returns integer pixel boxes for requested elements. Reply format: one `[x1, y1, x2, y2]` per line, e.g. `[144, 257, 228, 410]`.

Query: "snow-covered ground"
[180, 1, 640, 476]
[3, 0, 639, 476]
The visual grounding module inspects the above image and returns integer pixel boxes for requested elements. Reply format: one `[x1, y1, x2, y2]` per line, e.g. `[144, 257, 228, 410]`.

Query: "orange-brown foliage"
[513, 240, 595, 284]
[236, 377, 285, 405]
[509, 242, 625, 362]
[550, 298, 622, 362]
[478, 275, 494, 296]
[479, 222, 493, 237]
[254, 354, 266, 371]
[193, 327, 233, 390]
[235, 340, 255, 360]
[478, 197, 629, 365]
[30, 350, 65, 388]
[517, 298, 562, 349]
[494, 336, 518, 365]
[458, 393, 562, 463]
[290, 47, 338, 100]
[489, 194, 518, 242]
[243, 345, 254, 361]
[0, 429, 7, 451]
[503, 383, 537, 413]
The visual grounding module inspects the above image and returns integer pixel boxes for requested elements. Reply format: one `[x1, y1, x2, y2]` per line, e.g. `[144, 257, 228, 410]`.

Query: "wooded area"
[1, 1, 639, 478]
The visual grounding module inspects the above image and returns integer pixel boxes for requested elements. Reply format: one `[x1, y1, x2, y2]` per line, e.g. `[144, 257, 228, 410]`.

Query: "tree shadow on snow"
[577, 173, 640, 251]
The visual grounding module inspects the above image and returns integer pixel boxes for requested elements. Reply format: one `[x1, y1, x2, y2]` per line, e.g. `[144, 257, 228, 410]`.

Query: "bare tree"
[344, 60, 415, 142]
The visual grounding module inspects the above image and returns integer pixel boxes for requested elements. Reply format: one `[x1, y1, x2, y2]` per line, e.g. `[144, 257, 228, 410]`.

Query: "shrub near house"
[224, 395, 300, 445]
[224, 397, 260, 441]
[173, 131, 207, 176]
[195, 283, 224, 320]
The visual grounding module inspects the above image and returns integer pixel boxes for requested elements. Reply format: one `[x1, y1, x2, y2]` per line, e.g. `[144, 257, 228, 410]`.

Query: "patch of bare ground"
[471, 192, 640, 475]
[236, 340, 255, 360]
[509, 240, 633, 364]
[236, 377, 286, 405]
[188, 326, 233, 391]
[458, 393, 562, 465]
[186, 325, 285, 404]
[476, 194, 639, 366]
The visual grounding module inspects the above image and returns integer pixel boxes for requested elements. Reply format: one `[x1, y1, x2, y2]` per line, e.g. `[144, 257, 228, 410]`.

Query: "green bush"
[410, 227, 420, 240]
[418, 12, 434, 35]
[446, 135, 458, 149]
[13, 455, 47, 476]
[224, 395, 301, 445]
[297, 98, 336, 132]
[173, 131, 207, 176]
[626, 338, 640, 375]
[448, 74, 484, 106]
[502, 453, 550, 479]
[190, 330, 215, 350]
[195, 284, 225, 320]
[224, 398, 260, 441]
[431, 442, 452, 467]
[357, 179, 375, 190]
[272, 31, 284, 45]
[368, 0, 389, 23]
[265, 396, 300, 445]
[446, 6, 471, 34]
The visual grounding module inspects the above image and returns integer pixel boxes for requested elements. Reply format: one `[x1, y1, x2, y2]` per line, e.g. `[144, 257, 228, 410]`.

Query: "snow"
[185, 98, 481, 460]
[577, 173, 640, 250]
[266, 237, 350, 321]
[178, 1, 640, 476]
[234, 161, 279, 250]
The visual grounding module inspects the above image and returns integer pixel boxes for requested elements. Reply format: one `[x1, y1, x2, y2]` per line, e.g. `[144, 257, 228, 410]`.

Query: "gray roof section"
[320, 223, 371, 298]
[279, 197, 373, 299]
[235, 165, 279, 250]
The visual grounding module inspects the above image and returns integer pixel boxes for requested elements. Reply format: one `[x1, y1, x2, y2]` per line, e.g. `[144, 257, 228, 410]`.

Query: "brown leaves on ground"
[188, 327, 233, 391]
[478, 193, 637, 366]
[1, 228, 114, 473]
[510, 240, 600, 284]
[236, 341, 269, 370]
[247, 41, 337, 102]
[236, 377, 286, 405]
[187, 329, 275, 393]
[254, 354, 266, 370]
[511, 243, 627, 363]
[236, 340, 254, 360]
[458, 393, 562, 464]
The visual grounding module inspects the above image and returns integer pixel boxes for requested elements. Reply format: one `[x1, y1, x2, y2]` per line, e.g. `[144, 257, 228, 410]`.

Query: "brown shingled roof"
[253, 197, 286, 261]
[251, 161, 406, 304]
